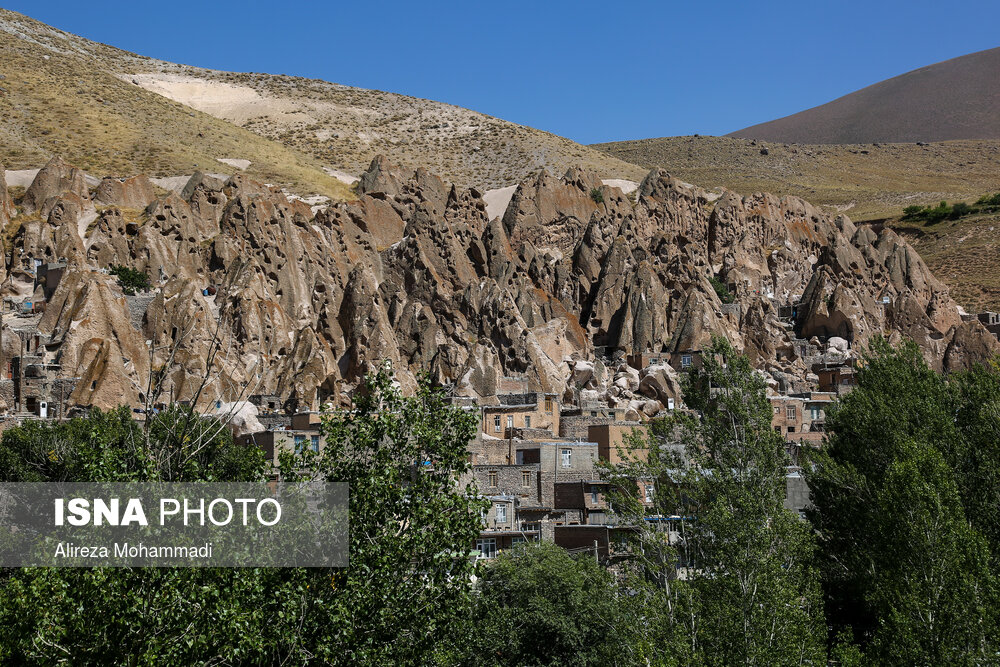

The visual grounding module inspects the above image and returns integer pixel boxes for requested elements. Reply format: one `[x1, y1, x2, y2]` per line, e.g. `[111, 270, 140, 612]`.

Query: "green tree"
[0, 369, 484, 665]
[947, 362, 1000, 553]
[109, 264, 151, 295]
[806, 338, 999, 664]
[278, 367, 486, 664]
[606, 338, 826, 666]
[708, 275, 734, 304]
[468, 542, 638, 666]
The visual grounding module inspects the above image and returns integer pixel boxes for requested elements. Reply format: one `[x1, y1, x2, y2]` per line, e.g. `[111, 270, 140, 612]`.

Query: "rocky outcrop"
[22, 156, 90, 215]
[94, 175, 156, 210]
[0, 163, 13, 227]
[18, 192, 88, 264]
[357, 155, 408, 198]
[38, 271, 151, 408]
[943, 320, 1000, 372]
[2, 154, 993, 415]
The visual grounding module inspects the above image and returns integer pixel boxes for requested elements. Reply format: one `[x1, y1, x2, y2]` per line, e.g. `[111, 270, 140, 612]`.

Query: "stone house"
[474, 494, 538, 559]
[238, 428, 325, 468]
[589, 422, 648, 464]
[480, 392, 559, 439]
[669, 350, 703, 373]
[559, 406, 627, 439]
[978, 312, 1000, 338]
[553, 478, 613, 525]
[816, 363, 857, 394]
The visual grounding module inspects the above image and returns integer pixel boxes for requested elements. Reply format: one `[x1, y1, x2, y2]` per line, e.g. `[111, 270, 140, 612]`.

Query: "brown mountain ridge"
[728, 46, 1000, 144]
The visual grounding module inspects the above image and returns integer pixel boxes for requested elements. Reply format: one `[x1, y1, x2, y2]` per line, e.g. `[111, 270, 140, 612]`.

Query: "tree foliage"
[603, 337, 827, 666]
[901, 193, 1000, 224]
[469, 542, 638, 666]
[0, 370, 483, 665]
[109, 264, 150, 295]
[3, 341, 1000, 664]
[708, 275, 735, 304]
[807, 338, 1000, 664]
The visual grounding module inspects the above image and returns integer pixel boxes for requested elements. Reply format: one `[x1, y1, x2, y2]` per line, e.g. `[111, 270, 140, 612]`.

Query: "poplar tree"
[807, 339, 999, 664]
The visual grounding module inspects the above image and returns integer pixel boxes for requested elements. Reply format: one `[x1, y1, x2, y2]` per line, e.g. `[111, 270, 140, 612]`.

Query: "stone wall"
[125, 292, 157, 330]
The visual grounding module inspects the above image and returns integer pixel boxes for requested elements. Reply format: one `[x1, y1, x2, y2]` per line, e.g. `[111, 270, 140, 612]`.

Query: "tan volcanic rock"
[502, 168, 601, 253]
[18, 192, 88, 264]
[180, 171, 226, 200]
[0, 162, 13, 226]
[943, 320, 1000, 372]
[94, 175, 156, 210]
[348, 195, 405, 250]
[38, 271, 149, 408]
[638, 363, 682, 405]
[357, 154, 409, 198]
[23, 156, 90, 215]
[6, 153, 994, 414]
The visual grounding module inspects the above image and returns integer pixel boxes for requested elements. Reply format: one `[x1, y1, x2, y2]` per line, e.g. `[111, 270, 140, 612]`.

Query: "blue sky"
[6, 0, 1000, 143]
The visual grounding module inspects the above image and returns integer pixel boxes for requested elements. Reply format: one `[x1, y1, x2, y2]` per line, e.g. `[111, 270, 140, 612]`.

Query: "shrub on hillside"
[709, 275, 735, 304]
[109, 265, 150, 295]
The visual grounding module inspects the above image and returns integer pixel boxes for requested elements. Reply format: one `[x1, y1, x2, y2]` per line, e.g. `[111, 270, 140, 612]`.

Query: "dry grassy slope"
[592, 135, 1000, 221]
[0, 12, 352, 199]
[140, 70, 648, 190]
[0, 9, 645, 192]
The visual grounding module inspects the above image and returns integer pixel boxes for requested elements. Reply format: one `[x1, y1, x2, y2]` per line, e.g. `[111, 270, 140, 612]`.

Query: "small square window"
[488, 471, 498, 487]
[521, 470, 531, 487]
[681, 354, 693, 368]
[524, 416, 531, 428]
[493, 414, 501, 432]
[561, 449, 572, 468]
[495, 504, 507, 523]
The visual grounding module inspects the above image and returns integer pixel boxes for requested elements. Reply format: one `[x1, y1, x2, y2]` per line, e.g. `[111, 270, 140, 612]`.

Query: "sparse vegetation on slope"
[0, 11, 351, 200]
[890, 204, 1000, 312]
[592, 135, 1000, 221]
[902, 192, 1000, 224]
[0, 9, 645, 192]
[594, 135, 1000, 311]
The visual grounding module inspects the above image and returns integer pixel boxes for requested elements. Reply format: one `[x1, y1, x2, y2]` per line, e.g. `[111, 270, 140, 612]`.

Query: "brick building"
[238, 428, 325, 468]
[480, 392, 559, 439]
[588, 422, 648, 464]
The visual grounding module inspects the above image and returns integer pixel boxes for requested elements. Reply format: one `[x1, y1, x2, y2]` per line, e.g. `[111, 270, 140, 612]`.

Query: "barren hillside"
[592, 135, 1000, 221]
[0, 9, 645, 194]
[728, 46, 1000, 144]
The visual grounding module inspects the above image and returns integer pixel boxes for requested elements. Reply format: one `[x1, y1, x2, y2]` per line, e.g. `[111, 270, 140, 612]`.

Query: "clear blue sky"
[6, 0, 1000, 144]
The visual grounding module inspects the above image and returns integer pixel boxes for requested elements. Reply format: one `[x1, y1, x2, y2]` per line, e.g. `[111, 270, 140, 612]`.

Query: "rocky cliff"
[2, 155, 995, 417]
